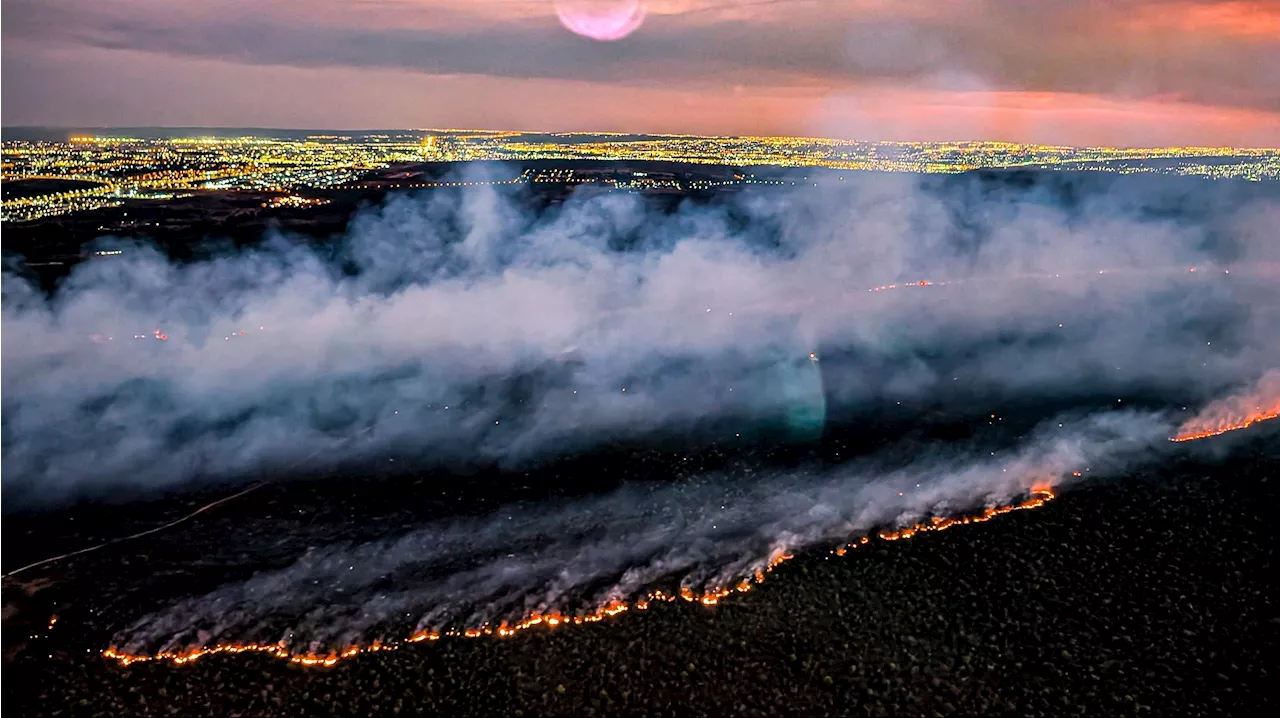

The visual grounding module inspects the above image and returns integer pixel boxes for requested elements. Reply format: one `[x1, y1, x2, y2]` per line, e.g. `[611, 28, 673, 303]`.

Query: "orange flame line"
[102, 489, 1054, 668]
[94, 270, 1278, 666]
[101, 395, 1280, 669]
[1169, 409, 1279, 443]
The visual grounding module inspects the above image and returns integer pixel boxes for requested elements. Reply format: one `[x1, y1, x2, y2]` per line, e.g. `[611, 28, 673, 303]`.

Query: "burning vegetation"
[104, 489, 1057, 668]
[1171, 370, 1280, 442]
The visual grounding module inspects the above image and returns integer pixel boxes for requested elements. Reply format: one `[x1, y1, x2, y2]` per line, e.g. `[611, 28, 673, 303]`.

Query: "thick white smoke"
[113, 407, 1172, 656]
[4, 170, 1277, 505]
[5, 167, 1277, 657]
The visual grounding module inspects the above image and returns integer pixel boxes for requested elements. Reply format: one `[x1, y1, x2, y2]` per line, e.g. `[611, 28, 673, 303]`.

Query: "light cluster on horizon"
[1, 134, 423, 222]
[421, 132, 1279, 179]
[3, 131, 1276, 222]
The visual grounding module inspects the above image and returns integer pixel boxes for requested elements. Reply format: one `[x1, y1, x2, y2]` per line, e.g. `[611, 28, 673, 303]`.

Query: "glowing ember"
[102, 488, 1056, 668]
[1171, 409, 1279, 442]
[867, 489, 1053, 545]
[88, 268, 1277, 668]
[1170, 370, 1280, 442]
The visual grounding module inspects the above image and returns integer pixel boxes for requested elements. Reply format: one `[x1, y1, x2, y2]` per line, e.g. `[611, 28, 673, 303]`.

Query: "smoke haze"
[4, 170, 1277, 504]
[4, 168, 1279, 653]
[113, 408, 1169, 656]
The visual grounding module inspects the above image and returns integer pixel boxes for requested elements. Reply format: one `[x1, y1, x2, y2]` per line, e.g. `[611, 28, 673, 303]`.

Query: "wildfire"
[1172, 404, 1280, 442]
[101, 489, 1052, 668]
[869, 281, 945, 292]
[1170, 370, 1280, 442]
[1171, 409, 1280, 442]
[77, 263, 1278, 668]
[871, 489, 1053, 543]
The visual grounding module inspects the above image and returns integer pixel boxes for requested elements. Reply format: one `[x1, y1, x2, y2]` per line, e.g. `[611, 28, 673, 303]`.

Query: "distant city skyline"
[4, 1, 1279, 147]
[6, 131, 1275, 223]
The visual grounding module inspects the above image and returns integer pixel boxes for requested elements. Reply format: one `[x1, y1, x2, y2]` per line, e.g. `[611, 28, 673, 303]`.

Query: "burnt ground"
[2, 430, 1276, 718]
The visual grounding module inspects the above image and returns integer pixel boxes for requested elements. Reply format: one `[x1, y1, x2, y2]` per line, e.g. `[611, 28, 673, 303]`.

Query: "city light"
[3, 132, 1276, 222]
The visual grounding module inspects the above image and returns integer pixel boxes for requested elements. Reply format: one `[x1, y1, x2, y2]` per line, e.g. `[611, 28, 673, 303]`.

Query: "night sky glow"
[2, 0, 1277, 145]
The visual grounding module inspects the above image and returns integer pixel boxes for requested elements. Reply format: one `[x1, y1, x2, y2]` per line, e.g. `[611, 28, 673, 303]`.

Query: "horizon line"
[2, 126, 1277, 152]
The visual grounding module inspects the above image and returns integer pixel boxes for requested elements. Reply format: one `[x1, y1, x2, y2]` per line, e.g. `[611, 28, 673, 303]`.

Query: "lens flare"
[771, 352, 827, 440]
[555, 0, 646, 41]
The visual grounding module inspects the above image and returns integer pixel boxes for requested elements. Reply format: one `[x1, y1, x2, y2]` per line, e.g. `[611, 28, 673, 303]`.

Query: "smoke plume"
[112, 408, 1170, 656]
[4, 170, 1278, 505]
[1173, 368, 1280, 441]
[4, 168, 1280, 655]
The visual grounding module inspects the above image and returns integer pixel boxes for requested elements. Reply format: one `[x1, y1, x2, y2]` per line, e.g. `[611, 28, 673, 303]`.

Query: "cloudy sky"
[3, 0, 1278, 145]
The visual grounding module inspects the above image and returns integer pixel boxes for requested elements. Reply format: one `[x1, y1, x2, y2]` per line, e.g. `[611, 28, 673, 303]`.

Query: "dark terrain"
[3, 166, 1277, 715]
[0, 159, 751, 292]
[2, 428, 1275, 717]
[7, 164, 1275, 293]
[1, 179, 104, 200]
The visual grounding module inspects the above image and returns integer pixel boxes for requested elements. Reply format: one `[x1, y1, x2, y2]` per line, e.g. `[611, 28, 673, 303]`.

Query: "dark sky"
[3, 0, 1278, 145]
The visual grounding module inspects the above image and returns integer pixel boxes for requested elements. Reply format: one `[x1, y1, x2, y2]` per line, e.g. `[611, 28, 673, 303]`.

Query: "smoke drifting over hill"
[111, 407, 1170, 658]
[6, 167, 1280, 658]
[3, 170, 1279, 507]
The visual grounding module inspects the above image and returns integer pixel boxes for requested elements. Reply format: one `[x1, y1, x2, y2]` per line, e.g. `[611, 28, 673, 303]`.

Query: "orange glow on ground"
[1171, 409, 1280, 442]
[98, 335, 1279, 667]
[101, 370, 1280, 669]
[102, 491, 1049, 668]
[1171, 370, 1280, 442]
